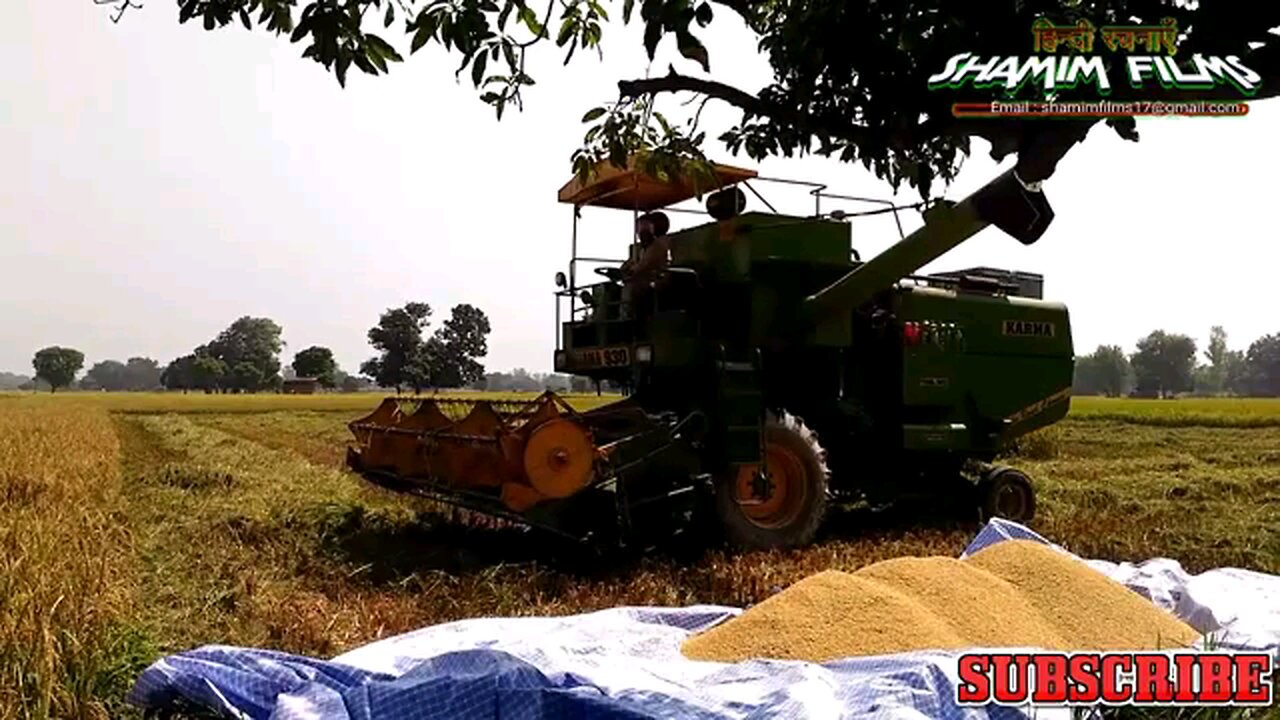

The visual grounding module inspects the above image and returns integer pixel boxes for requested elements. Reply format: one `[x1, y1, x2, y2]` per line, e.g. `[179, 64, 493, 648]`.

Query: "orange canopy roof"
[557, 157, 758, 211]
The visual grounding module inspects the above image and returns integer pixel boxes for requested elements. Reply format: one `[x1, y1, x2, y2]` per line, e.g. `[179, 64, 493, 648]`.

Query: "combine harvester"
[346, 160, 1073, 551]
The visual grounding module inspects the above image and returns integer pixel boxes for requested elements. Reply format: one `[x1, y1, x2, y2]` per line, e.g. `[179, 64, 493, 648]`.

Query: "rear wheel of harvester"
[977, 466, 1036, 524]
[715, 413, 829, 551]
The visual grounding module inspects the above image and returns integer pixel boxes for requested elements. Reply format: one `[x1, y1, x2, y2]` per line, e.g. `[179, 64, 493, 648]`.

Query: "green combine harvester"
[346, 160, 1073, 551]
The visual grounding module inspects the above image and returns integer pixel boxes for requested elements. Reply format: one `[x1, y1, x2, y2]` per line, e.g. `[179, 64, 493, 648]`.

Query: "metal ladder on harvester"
[716, 348, 765, 470]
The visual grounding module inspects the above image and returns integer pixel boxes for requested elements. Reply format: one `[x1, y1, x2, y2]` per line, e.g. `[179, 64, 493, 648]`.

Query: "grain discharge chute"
[346, 160, 1073, 551]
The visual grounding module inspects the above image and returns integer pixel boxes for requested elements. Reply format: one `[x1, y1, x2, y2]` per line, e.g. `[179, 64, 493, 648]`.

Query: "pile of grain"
[681, 540, 1199, 663]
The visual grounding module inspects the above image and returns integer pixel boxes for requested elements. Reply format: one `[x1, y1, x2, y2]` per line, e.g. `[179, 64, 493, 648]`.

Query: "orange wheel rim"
[734, 443, 807, 529]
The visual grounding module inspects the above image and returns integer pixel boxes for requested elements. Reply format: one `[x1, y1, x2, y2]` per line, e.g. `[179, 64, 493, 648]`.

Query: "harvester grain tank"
[346, 160, 1073, 551]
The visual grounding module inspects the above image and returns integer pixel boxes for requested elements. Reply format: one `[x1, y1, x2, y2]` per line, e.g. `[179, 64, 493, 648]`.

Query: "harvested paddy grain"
[681, 570, 966, 663]
[681, 540, 1199, 664]
[965, 540, 1200, 652]
[853, 556, 1069, 650]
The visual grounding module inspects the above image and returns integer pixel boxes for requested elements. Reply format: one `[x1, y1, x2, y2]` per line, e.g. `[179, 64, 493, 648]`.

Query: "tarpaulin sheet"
[127, 519, 1280, 720]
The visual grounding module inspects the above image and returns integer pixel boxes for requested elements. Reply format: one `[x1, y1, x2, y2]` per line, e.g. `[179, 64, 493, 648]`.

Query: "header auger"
[345, 158, 1073, 552]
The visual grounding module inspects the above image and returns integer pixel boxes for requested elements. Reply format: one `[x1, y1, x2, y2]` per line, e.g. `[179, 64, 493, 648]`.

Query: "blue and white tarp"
[128, 519, 1280, 720]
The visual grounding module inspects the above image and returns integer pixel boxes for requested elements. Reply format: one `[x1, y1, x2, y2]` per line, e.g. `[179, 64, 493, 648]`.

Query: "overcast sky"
[3, 2, 1277, 377]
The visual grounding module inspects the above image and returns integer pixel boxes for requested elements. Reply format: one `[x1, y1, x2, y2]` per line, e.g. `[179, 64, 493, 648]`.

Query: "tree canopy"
[130, 0, 1280, 198]
[82, 357, 163, 391]
[1243, 333, 1280, 396]
[429, 304, 493, 388]
[1072, 344, 1131, 397]
[360, 302, 492, 392]
[158, 317, 285, 393]
[203, 317, 285, 392]
[361, 302, 434, 392]
[32, 347, 85, 393]
[1130, 330, 1197, 398]
[292, 346, 340, 387]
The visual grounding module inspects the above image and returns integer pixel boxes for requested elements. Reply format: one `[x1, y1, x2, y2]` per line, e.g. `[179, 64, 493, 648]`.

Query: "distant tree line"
[19, 317, 1277, 399]
[81, 357, 164, 391]
[13, 301, 497, 395]
[473, 368, 608, 394]
[1074, 327, 1280, 398]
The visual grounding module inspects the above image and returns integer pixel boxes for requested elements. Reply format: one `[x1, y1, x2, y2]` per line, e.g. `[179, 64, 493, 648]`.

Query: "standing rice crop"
[0, 401, 133, 719]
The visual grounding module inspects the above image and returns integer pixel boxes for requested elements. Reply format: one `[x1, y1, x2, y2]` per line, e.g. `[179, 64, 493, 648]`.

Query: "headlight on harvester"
[554, 351, 566, 370]
[635, 345, 653, 363]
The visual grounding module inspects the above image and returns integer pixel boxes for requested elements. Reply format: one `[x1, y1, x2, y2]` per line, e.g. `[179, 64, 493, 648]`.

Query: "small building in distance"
[282, 377, 321, 394]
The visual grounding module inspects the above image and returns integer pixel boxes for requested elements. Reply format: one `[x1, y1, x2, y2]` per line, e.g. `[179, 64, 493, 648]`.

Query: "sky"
[2, 3, 1278, 377]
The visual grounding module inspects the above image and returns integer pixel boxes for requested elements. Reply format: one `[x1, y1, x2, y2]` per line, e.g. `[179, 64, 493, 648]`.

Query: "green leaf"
[355, 51, 381, 75]
[675, 29, 708, 71]
[609, 144, 627, 168]
[362, 48, 388, 74]
[203, 12, 216, 30]
[471, 51, 488, 86]
[643, 21, 661, 57]
[623, 0, 635, 23]
[439, 13, 453, 48]
[274, 6, 294, 33]
[411, 25, 432, 52]
[384, 3, 395, 28]
[366, 34, 403, 62]
[694, 2, 711, 27]
[336, 51, 352, 87]
[556, 17, 576, 46]
[239, 9, 252, 29]
[654, 111, 672, 134]
[518, 6, 544, 36]
[582, 107, 606, 122]
[497, 0, 514, 30]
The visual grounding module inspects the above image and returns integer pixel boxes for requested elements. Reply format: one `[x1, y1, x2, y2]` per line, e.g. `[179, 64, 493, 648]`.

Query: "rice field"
[0, 391, 1277, 718]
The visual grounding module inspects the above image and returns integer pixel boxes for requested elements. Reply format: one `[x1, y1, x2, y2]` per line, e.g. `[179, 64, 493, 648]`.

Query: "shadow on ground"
[315, 495, 985, 584]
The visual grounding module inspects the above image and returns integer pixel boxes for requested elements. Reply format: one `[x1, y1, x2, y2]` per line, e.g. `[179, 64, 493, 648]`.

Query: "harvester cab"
[347, 158, 1074, 553]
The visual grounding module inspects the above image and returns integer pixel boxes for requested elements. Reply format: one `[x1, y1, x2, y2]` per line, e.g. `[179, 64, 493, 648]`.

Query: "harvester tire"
[977, 466, 1036, 524]
[716, 412, 829, 551]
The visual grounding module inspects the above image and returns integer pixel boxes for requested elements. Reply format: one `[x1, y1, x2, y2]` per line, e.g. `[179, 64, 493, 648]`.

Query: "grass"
[0, 391, 1277, 718]
[1068, 396, 1280, 427]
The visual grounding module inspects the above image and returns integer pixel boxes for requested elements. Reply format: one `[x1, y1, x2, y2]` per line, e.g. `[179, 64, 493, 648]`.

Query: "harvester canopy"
[557, 155, 757, 211]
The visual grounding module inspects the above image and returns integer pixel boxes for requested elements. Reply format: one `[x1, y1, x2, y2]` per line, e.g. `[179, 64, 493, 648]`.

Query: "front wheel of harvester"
[977, 466, 1036, 524]
[715, 413, 829, 551]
